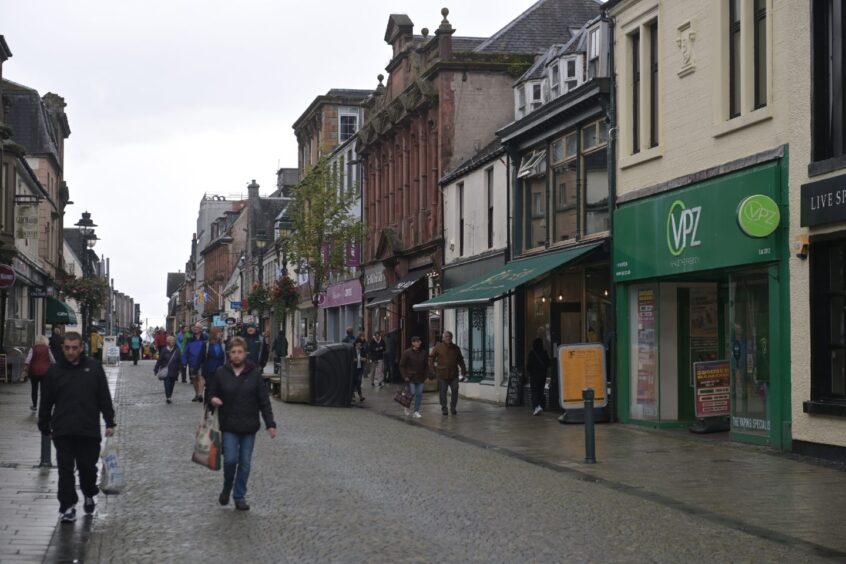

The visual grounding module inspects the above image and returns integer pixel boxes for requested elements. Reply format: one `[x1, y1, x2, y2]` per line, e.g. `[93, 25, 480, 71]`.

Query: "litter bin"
[309, 344, 353, 406]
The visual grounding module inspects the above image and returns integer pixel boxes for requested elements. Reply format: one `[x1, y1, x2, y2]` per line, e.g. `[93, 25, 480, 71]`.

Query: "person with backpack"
[129, 331, 143, 365]
[24, 335, 56, 411]
[182, 324, 207, 402]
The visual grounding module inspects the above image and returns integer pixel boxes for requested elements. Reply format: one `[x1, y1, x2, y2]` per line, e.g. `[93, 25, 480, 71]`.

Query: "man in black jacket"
[38, 332, 116, 523]
[208, 336, 276, 511]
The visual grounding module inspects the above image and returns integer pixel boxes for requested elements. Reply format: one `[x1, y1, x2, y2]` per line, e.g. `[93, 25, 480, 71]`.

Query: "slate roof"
[473, 0, 601, 55]
[452, 36, 487, 51]
[2, 79, 61, 165]
[440, 138, 505, 186]
[167, 272, 186, 297]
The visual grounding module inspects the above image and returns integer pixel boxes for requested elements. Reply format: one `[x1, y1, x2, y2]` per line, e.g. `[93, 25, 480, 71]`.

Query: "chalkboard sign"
[505, 367, 524, 407]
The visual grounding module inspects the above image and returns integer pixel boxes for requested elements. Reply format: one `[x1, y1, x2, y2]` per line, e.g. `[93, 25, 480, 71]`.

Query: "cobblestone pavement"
[1, 361, 842, 562]
[52, 362, 828, 563]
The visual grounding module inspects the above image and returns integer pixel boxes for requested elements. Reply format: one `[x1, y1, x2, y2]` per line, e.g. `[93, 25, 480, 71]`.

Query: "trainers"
[60, 507, 76, 523]
[30, 405, 37, 411]
[234, 499, 250, 511]
[404, 407, 410, 417]
[219, 490, 230, 506]
[533, 406, 543, 416]
[83, 496, 95, 515]
[412, 411, 422, 419]
[166, 398, 172, 404]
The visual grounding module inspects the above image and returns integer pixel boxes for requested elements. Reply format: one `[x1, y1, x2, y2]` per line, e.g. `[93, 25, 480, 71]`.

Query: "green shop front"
[613, 161, 790, 449]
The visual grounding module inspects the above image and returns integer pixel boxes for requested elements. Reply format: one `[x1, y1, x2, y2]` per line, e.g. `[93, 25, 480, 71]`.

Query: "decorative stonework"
[676, 21, 696, 78]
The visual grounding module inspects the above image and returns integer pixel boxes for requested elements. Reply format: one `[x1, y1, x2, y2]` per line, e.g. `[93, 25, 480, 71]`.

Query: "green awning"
[413, 242, 603, 311]
[46, 297, 78, 325]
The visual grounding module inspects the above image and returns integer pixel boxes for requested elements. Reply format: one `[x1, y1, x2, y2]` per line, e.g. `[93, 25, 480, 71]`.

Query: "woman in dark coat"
[154, 335, 182, 404]
[527, 327, 551, 416]
[208, 337, 276, 511]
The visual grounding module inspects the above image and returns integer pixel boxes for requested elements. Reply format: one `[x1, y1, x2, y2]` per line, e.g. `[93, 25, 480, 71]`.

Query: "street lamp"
[74, 211, 98, 333]
[276, 215, 293, 276]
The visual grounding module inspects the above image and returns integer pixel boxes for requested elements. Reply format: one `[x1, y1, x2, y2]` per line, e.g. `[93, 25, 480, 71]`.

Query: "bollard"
[583, 387, 596, 464]
[39, 434, 52, 468]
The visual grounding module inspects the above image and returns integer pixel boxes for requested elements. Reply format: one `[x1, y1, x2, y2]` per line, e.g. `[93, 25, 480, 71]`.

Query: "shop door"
[729, 271, 770, 437]
[676, 285, 723, 423]
[551, 302, 582, 346]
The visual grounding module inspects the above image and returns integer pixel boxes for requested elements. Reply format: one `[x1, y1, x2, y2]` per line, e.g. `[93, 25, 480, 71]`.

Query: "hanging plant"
[57, 274, 109, 313]
[245, 283, 270, 315]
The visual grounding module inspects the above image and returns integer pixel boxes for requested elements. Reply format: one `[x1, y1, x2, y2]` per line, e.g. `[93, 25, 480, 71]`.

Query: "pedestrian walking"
[208, 336, 277, 511]
[399, 336, 429, 418]
[243, 324, 263, 366]
[271, 329, 288, 374]
[176, 325, 189, 382]
[37, 332, 116, 523]
[527, 327, 551, 416]
[349, 329, 367, 402]
[129, 331, 143, 365]
[259, 330, 271, 373]
[153, 328, 167, 353]
[154, 336, 182, 404]
[429, 331, 467, 415]
[24, 335, 56, 411]
[201, 327, 226, 404]
[341, 326, 355, 344]
[182, 324, 207, 402]
[49, 326, 65, 364]
[89, 328, 104, 363]
[368, 330, 386, 389]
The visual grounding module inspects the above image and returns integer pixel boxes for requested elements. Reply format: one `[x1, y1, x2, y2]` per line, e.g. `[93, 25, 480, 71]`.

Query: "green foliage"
[58, 274, 109, 313]
[245, 276, 300, 318]
[280, 155, 365, 308]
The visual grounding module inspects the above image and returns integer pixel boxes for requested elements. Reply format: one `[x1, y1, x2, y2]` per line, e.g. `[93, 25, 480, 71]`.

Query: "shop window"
[810, 240, 846, 408]
[812, 0, 846, 165]
[455, 307, 494, 382]
[630, 285, 659, 420]
[584, 266, 611, 344]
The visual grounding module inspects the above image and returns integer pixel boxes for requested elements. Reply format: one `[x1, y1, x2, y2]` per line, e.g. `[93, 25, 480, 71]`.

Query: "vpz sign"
[667, 200, 701, 256]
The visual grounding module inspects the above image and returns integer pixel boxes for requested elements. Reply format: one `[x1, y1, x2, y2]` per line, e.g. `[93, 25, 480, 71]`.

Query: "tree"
[280, 154, 365, 345]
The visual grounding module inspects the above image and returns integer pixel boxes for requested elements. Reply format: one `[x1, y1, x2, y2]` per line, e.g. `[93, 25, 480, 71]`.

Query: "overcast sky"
[2, 0, 538, 328]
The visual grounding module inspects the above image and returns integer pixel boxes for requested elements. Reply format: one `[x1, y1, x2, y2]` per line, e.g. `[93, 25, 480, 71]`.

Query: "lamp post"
[275, 215, 294, 337]
[74, 211, 98, 334]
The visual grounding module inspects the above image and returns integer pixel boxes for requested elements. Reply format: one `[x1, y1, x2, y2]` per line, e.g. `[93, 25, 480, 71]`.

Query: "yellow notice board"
[558, 343, 607, 409]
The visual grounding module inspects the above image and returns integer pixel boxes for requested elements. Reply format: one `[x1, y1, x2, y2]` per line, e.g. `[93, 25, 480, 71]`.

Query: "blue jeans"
[222, 432, 256, 500]
[409, 382, 424, 412]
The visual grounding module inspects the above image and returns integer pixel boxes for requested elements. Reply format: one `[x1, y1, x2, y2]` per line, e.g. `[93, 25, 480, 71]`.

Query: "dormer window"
[588, 27, 601, 79]
[530, 82, 543, 110]
[550, 64, 561, 98]
[565, 59, 579, 91]
[516, 85, 527, 119]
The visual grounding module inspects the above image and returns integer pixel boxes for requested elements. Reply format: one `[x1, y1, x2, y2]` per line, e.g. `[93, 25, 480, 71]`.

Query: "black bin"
[309, 343, 353, 406]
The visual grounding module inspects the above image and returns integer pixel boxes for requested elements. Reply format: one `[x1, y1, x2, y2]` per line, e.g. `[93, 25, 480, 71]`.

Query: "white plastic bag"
[100, 437, 126, 494]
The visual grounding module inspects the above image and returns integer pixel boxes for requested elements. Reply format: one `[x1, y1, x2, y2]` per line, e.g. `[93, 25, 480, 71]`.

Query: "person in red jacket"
[25, 335, 56, 411]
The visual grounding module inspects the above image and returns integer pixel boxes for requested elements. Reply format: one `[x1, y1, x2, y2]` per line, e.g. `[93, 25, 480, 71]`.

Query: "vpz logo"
[667, 200, 701, 256]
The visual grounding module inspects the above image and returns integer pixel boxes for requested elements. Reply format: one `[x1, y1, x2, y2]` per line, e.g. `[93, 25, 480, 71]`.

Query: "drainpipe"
[603, 9, 618, 423]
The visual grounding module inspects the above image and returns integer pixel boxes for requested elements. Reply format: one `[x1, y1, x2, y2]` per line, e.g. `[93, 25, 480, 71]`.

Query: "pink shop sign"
[320, 279, 362, 309]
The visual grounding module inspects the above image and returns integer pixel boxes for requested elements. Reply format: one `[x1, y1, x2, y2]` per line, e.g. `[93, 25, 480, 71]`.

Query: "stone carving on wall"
[676, 20, 696, 78]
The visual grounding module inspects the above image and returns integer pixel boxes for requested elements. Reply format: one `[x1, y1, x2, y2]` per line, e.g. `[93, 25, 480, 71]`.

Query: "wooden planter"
[279, 357, 310, 403]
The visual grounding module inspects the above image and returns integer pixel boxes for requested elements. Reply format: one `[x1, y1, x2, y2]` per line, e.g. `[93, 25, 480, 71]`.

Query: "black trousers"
[131, 348, 140, 365]
[438, 377, 459, 412]
[352, 365, 365, 398]
[30, 377, 41, 407]
[530, 370, 547, 409]
[53, 435, 101, 511]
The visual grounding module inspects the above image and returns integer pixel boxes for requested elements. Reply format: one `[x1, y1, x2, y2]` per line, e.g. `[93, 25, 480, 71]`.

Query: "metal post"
[583, 387, 596, 464]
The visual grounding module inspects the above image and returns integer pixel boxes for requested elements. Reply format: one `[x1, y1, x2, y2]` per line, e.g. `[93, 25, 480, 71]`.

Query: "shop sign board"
[801, 173, 846, 227]
[15, 203, 39, 241]
[614, 163, 781, 282]
[0, 265, 16, 289]
[693, 360, 731, 418]
[557, 343, 607, 410]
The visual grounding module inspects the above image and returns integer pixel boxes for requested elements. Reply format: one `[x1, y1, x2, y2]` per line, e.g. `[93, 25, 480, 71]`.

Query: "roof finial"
[377, 74, 384, 86]
[441, 7, 450, 23]
[421, 27, 430, 39]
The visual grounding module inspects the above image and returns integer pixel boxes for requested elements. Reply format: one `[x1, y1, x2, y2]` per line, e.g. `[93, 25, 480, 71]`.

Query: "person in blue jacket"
[201, 327, 226, 404]
[182, 324, 207, 402]
[242, 324, 264, 366]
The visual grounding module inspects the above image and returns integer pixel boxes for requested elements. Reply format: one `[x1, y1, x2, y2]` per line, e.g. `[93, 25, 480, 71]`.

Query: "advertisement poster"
[15, 204, 39, 240]
[693, 360, 731, 418]
[690, 288, 719, 373]
[636, 289, 657, 405]
[558, 343, 606, 409]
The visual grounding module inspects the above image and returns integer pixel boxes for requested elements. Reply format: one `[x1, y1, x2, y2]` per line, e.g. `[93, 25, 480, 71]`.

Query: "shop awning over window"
[46, 297, 78, 325]
[366, 268, 430, 309]
[413, 242, 602, 311]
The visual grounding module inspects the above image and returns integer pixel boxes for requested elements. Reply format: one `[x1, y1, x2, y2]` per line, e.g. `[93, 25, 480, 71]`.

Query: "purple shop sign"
[320, 279, 362, 309]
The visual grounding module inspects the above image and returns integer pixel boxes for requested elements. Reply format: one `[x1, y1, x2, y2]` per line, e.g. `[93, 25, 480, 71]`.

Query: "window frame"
[648, 20, 659, 148]
[486, 167, 494, 249]
[339, 111, 359, 143]
[809, 237, 846, 411]
[728, 0, 742, 119]
[811, 0, 846, 169]
[458, 181, 465, 256]
[631, 30, 641, 154]
[753, 0, 768, 110]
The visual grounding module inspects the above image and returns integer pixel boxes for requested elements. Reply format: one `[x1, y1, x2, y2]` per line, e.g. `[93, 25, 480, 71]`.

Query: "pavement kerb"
[359, 393, 846, 561]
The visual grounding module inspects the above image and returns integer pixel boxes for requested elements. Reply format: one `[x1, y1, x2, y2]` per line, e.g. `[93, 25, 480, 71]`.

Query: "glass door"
[729, 270, 770, 436]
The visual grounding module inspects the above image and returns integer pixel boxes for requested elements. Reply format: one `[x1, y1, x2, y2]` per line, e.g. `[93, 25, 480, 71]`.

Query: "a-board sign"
[505, 367, 524, 407]
[693, 360, 731, 418]
[558, 343, 607, 410]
